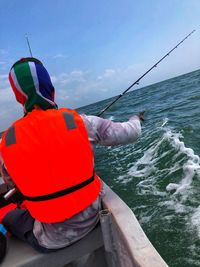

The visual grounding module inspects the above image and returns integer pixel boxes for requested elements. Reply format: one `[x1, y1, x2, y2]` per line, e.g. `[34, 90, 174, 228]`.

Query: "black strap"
[23, 171, 95, 202]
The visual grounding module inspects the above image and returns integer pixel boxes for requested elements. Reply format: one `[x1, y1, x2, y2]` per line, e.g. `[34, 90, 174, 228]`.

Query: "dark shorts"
[2, 209, 59, 253]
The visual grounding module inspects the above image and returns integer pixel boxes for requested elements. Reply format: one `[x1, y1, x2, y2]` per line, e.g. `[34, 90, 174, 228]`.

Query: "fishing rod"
[97, 30, 196, 117]
[25, 34, 33, 57]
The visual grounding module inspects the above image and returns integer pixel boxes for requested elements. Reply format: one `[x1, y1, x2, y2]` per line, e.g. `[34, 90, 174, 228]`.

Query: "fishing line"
[97, 30, 196, 117]
[161, 118, 169, 127]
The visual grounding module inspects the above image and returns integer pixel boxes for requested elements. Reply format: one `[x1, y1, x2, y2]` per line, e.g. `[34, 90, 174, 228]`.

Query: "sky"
[0, 0, 200, 131]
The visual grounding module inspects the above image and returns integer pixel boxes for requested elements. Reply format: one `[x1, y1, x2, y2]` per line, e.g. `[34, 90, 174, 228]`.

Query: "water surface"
[78, 69, 200, 267]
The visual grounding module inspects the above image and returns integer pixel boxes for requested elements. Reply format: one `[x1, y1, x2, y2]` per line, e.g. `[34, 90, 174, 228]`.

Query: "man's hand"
[138, 111, 145, 122]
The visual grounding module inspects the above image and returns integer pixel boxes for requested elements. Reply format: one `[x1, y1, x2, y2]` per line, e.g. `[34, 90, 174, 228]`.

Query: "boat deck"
[1, 182, 169, 267]
[2, 224, 106, 267]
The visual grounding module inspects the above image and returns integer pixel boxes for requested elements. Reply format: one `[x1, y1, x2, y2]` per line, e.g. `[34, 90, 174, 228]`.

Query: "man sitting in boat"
[0, 57, 143, 253]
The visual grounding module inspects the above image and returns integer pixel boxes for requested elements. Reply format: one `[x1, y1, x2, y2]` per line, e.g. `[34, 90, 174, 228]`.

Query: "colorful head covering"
[9, 57, 57, 112]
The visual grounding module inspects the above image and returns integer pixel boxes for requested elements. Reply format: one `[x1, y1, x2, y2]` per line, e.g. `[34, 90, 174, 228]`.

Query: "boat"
[0, 177, 169, 267]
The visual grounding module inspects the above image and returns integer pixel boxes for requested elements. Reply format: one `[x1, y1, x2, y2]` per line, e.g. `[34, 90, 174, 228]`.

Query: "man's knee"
[2, 209, 34, 242]
[2, 209, 20, 231]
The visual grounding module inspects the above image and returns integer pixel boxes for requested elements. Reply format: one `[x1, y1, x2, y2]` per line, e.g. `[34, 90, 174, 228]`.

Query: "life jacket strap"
[23, 170, 95, 202]
[5, 126, 16, 146]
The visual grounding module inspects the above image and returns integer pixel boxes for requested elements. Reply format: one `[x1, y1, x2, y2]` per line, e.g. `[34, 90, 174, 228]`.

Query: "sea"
[78, 69, 200, 267]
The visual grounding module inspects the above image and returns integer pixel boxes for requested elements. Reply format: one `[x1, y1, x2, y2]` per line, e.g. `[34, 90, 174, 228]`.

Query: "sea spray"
[165, 129, 200, 195]
[116, 125, 200, 214]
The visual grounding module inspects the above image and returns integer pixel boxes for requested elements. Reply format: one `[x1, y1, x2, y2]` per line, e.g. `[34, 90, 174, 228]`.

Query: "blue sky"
[0, 0, 200, 130]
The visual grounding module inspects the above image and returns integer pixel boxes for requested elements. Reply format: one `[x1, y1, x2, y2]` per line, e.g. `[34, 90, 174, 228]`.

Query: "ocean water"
[78, 69, 200, 267]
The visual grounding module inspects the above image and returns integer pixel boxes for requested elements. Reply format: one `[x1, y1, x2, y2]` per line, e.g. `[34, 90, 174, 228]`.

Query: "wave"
[116, 125, 200, 215]
[165, 129, 200, 195]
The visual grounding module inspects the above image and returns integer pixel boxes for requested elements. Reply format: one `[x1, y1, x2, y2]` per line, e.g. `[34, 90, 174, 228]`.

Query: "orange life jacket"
[0, 108, 101, 223]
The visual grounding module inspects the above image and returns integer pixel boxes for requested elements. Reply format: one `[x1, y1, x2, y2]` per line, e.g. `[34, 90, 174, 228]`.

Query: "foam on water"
[165, 129, 200, 195]
[116, 142, 159, 184]
[158, 199, 190, 214]
[126, 138, 163, 177]
[116, 125, 200, 223]
[116, 131, 168, 196]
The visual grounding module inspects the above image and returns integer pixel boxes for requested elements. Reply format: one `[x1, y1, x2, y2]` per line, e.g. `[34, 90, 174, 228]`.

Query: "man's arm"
[81, 114, 142, 147]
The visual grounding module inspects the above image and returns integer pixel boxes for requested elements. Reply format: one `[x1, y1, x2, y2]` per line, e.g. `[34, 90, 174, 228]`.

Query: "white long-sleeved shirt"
[0, 114, 141, 249]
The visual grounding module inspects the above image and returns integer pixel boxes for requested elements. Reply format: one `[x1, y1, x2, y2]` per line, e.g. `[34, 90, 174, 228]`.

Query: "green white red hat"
[9, 57, 57, 112]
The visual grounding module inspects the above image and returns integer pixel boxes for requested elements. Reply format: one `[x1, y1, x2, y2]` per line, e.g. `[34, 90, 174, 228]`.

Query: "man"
[0, 57, 143, 252]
